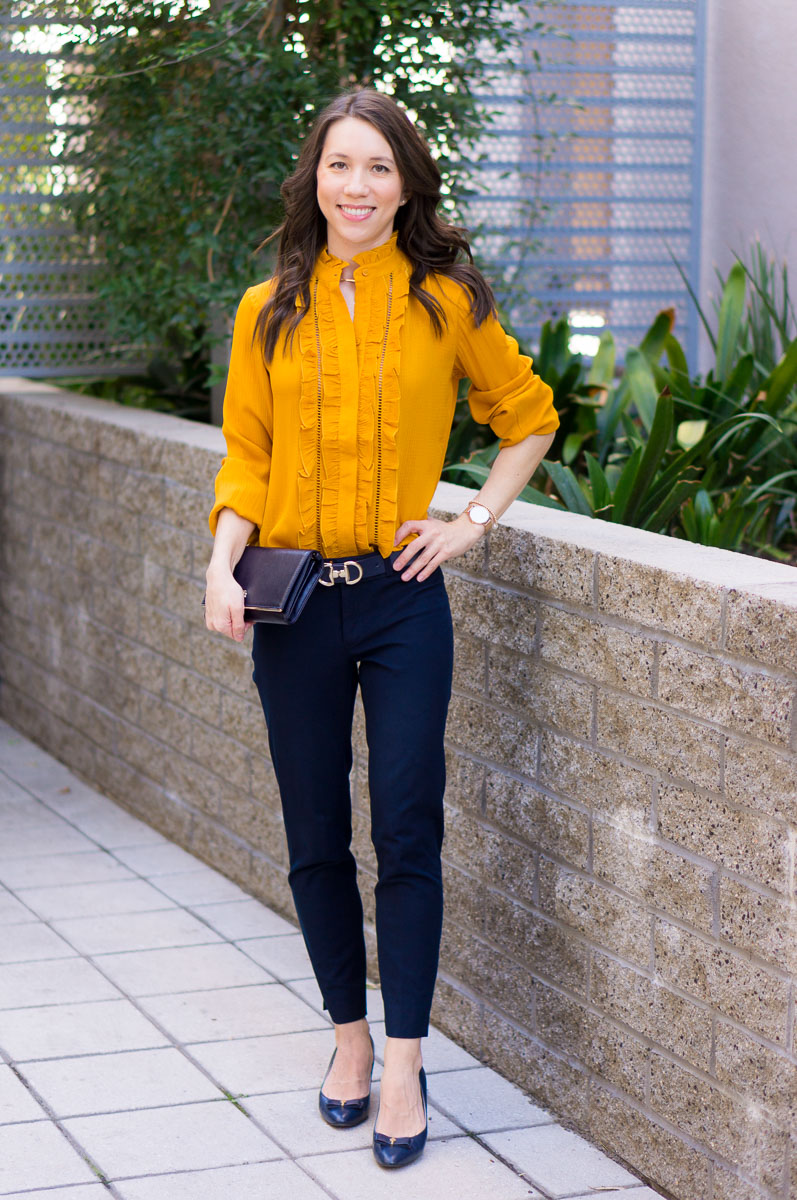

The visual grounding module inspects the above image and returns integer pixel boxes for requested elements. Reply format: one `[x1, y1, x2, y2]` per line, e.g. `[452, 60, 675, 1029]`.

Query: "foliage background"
[445, 243, 797, 562]
[52, 3, 797, 560]
[58, 0, 546, 405]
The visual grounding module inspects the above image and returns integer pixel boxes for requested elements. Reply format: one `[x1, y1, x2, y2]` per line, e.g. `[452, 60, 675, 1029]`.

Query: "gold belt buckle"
[319, 559, 364, 586]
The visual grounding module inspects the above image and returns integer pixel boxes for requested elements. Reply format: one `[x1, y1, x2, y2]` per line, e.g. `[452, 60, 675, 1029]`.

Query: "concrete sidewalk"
[0, 718, 661, 1200]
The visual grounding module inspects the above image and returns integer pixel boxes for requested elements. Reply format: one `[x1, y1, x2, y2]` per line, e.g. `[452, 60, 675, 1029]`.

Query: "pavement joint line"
[0, 856, 484, 1195]
[0, 977, 309, 1012]
[0, 1048, 126, 1200]
[0, 886, 354, 1161]
[0, 722, 657, 1200]
[457, 1129, 554, 1199]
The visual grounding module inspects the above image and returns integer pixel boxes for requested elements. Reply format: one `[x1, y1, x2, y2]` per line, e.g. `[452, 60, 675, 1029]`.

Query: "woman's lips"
[338, 205, 375, 221]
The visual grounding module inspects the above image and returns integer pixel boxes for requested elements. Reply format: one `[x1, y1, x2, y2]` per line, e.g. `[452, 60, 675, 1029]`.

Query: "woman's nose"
[344, 171, 369, 195]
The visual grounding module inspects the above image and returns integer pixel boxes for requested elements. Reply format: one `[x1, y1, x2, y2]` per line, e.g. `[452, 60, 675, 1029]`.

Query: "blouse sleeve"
[208, 286, 274, 537]
[455, 295, 559, 447]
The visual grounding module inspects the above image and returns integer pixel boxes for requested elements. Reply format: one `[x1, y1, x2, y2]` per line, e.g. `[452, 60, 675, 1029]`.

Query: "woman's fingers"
[396, 523, 449, 580]
[412, 552, 445, 582]
[204, 579, 248, 641]
[393, 518, 424, 544]
[401, 551, 444, 581]
[392, 527, 427, 571]
[394, 515, 483, 580]
[211, 610, 246, 641]
[228, 608, 248, 642]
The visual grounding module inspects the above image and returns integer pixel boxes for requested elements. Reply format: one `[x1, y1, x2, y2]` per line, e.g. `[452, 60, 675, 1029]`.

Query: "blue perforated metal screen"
[468, 0, 706, 366]
[0, 7, 141, 378]
[1, 2, 706, 376]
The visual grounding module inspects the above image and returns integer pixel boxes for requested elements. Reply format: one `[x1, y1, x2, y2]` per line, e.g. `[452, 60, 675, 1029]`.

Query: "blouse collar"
[315, 231, 408, 283]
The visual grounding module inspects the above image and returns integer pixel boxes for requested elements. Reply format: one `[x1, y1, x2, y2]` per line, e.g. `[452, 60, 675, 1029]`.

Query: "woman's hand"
[204, 565, 252, 642]
[392, 514, 484, 581]
[205, 507, 257, 641]
[391, 431, 556, 582]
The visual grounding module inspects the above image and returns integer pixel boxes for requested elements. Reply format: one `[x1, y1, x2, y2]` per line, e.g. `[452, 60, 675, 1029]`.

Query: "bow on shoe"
[318, 1039, 375, 1130]
[372, 1067, 428, 1169]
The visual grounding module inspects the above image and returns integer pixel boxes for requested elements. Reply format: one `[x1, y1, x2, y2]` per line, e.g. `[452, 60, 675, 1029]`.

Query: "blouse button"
[361, 269, 369, 277]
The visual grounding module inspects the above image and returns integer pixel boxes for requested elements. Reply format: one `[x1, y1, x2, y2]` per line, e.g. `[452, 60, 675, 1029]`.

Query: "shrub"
[444, 243, 797, 561]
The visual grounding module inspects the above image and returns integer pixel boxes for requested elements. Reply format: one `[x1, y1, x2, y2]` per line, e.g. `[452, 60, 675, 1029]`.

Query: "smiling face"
[316, 116, 405, 262]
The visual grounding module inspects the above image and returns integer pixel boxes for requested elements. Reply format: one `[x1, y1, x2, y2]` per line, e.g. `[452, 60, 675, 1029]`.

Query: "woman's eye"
[372, 164, 389, 174]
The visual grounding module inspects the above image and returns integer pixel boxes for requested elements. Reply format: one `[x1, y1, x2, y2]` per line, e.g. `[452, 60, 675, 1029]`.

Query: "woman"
[204, 88, 558, 1169]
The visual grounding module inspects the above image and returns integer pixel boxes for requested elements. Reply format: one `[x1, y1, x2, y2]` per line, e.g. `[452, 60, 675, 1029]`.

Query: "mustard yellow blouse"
[209, 233, 558, 559]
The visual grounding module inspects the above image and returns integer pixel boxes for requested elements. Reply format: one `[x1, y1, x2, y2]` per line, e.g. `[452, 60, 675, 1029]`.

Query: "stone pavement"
[0, 718, 663, 1200]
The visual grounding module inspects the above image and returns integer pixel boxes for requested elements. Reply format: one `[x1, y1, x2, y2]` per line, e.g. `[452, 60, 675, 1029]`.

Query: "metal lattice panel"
[471, 0, 706, 364]
[0, 6, 140, 377]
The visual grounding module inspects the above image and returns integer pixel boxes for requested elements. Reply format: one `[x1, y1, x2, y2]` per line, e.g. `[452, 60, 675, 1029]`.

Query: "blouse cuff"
[468, 370, 559, 448]
[208, 461, 267, 537]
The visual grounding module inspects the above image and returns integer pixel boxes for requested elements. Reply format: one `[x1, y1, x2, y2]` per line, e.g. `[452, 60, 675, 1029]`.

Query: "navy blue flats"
[320, 1040, 429, 1169]
[372, 1067, 428, 1169]
[318, 1036, 375, 1129]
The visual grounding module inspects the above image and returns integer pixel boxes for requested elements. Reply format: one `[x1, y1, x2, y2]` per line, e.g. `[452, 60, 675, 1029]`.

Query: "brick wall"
[2, 379, 796, 1200]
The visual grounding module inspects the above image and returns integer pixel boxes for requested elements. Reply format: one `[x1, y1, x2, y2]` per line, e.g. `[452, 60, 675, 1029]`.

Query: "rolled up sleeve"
[456, 301, 559, 447]
[208, 287, 274, 537]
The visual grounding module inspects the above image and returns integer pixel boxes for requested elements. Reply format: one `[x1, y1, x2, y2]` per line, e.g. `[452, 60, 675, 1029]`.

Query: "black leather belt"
[319, 549, 404, 586]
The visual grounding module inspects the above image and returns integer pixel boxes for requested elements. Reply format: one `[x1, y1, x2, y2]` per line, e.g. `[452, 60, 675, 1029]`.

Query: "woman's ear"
[400, 193, 409, 205]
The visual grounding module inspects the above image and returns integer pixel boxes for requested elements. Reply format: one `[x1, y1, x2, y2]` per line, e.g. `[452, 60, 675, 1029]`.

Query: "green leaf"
[611, 445, 644, 523]
[440, 462, 493, 487]
[695, 487, 715, 526]
[542, 460, 594, 516]
[597, 371, 632, 460]
[563, 432, 588, 465]
[584, 451, 612, 513]
[620, 411, 643, 447]
[445, 413, 482, 464]
[747, 468, 797, 502]
[643, 478, 702, 532]
[586, 328, 616, 389]
[669, 249, 717, 352]
[621, 392, 674, 525]
[638, 307, 676, 366]
[715, 261, 747, 383]
[680, 496, 699, 541]
[515, 484, 566, 510]
[556, 359, 588, 401]
[723, 353, 755, 407]
[623, 348, 660, 433]
[676, 419, 708, 450]
[761, 337, 797, 415]
[664, 332, 691, 399]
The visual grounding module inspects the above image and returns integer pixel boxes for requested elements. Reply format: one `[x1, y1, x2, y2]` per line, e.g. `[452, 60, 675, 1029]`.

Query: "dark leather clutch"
[233, 546, 324, 624]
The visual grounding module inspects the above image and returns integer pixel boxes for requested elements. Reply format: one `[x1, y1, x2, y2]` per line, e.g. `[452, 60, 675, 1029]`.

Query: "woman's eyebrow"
[324, 150, 395, 163]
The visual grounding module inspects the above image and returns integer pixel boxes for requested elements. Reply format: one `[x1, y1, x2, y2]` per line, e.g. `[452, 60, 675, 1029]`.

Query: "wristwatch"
[462, 500, 497, 531]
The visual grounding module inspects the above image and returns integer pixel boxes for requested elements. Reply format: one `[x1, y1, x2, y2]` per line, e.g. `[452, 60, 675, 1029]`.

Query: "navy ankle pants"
[250, 557, 454, 1038]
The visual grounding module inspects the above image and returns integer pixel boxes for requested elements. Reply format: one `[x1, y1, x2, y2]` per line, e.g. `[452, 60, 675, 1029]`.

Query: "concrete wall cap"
[0, 378, 225, 455]
[432, 480, 797, 601]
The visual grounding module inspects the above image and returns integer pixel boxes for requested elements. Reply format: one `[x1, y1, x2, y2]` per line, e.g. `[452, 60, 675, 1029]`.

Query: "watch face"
[468, 503, 491, 525]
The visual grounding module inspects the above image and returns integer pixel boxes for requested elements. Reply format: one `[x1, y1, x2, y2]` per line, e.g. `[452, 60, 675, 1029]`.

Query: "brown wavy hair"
[255, 88, 496, 361]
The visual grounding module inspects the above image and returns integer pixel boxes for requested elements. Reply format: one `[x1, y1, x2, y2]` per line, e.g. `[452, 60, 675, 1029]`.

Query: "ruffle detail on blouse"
[295, 279, 346, 552]
[354, 264, 411, 557]
[296, 287, 321, 550]
[294, 234, 412, 557]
